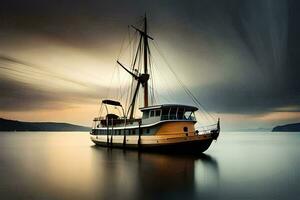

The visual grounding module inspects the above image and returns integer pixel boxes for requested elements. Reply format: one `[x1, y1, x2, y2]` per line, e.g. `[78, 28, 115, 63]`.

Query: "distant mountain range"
[0, 118, 90, 131]
[2, 117, 299, 132]
[272, 123, 300, 132]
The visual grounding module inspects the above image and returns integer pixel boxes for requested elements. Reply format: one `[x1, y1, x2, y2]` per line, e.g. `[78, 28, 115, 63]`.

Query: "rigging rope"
[151, 41, 217, 123]
[150, 57, 179, 104]
[103, 17, 217, 123]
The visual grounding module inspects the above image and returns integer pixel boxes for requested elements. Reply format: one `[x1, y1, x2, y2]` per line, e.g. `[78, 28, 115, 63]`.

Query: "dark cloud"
[193, 81, 300, 114]
[0, 77, 64, 111]
[0, 76, 109, 111]
[150, 0, 300, 115]
[0, 0, 299, 117]
[197, 0, 300, 114]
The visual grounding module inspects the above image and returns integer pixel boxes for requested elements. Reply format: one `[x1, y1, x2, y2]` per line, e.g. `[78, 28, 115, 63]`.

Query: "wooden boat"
[90, 16, 220, 153]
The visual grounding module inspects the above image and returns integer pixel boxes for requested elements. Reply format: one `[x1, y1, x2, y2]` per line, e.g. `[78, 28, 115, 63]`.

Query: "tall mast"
[143, 15, 149, 107]
[117, 16, 152, 119]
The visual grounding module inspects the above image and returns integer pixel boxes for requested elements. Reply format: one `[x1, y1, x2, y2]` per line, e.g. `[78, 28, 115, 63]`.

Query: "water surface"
[0, 132, 299, 199]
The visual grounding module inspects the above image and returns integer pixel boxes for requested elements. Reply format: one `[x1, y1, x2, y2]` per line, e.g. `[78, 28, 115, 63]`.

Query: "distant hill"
[272, 123, 300, 132]
[0, 118, 90, 131]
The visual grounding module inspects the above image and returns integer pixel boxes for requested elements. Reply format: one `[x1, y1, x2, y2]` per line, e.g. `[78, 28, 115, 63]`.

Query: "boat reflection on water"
[2, 132, 300, 200]
[90, 146, 219, 200]
[0, 132, 220, 200]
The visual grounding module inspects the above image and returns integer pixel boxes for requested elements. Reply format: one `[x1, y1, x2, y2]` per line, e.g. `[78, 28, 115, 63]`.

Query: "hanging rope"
[150, 56, 178, 104]
[151, 41, 217, 123]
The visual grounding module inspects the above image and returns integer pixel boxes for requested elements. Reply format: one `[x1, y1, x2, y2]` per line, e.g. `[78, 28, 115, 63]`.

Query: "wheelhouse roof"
[139, 104, 198, 112]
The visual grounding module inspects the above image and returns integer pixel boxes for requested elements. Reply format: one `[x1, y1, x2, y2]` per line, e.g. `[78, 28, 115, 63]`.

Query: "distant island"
[272, 123, 300, 132]
[0, 118, 90, 131]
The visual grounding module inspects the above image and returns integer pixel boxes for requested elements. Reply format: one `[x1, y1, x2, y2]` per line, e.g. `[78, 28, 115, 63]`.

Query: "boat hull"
[90, 134, 215, 154]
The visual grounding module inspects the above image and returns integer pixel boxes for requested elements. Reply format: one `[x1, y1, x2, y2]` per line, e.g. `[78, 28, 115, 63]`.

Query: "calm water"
[0, 132, 300, 200]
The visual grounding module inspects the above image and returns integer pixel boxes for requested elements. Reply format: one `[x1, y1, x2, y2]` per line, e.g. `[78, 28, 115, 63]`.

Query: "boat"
[90, 16, 220, 153]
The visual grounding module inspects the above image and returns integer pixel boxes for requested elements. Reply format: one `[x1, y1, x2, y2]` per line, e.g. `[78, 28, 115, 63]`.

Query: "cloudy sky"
[0, 0, 299, 130]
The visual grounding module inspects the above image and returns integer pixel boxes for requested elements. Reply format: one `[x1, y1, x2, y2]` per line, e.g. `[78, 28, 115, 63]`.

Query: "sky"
[0, 0, 299, 130]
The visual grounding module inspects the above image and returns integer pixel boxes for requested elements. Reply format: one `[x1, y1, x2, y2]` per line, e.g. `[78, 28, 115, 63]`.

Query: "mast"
[117, 16, 152, 119]
[143, 15, 149, 107]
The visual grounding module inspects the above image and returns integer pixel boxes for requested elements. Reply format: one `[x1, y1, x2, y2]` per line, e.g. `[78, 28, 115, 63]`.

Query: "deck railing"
[196, 123, 218, 134]
[93, 117, 141, 128]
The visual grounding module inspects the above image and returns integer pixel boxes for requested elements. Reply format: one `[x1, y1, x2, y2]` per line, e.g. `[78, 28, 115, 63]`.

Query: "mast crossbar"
[131, 25, 154, 40]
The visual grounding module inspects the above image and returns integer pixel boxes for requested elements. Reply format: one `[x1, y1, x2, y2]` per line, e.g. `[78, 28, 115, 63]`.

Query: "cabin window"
[170, 108, 177, 119]
[143, 111, 149, 119]
[184, 111, 193, 120]
[183, 127, 188, 132]
[150, 110, 155, 117]
[155, 110, 161, 117]
[177, 108, 184, 119]
[146, 129, 150, 134]
[132, 129, 136, 135]
[161, 109, 169, 120]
